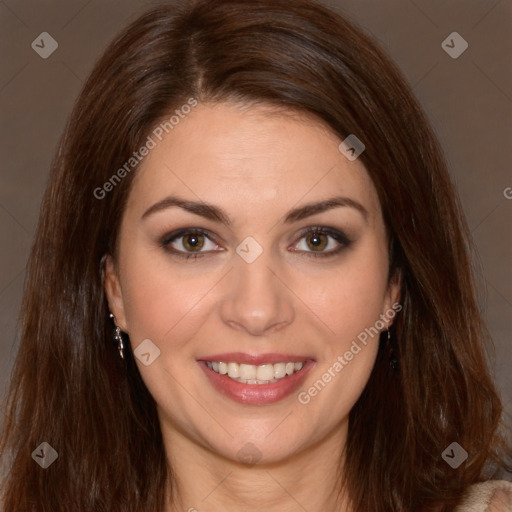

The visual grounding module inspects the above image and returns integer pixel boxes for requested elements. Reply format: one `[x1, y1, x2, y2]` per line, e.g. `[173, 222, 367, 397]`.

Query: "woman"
[1, 0, 511, 510]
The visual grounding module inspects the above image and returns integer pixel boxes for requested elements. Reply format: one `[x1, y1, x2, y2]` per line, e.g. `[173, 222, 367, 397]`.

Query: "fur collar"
[454, 480, 512, 511]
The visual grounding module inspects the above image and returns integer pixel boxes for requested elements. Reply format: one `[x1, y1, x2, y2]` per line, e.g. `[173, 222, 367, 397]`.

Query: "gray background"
[1, 0, 511, 450]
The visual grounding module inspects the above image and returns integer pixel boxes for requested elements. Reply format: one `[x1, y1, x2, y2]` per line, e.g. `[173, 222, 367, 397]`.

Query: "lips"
[198, 353, 315, 405]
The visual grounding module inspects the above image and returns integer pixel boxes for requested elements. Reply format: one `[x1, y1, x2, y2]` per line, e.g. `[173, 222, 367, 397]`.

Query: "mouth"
[198, 353, 315, 405]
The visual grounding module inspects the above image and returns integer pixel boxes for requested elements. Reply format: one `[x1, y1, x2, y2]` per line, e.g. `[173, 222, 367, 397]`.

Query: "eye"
[161, 228, 222, 259]
[160, 226, 351, 261]
[291, 226, 351, 258]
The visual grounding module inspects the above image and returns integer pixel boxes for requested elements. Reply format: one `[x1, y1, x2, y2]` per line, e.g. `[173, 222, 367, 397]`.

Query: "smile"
[198, 354, 315, 405]
[205, 360, 306, 384]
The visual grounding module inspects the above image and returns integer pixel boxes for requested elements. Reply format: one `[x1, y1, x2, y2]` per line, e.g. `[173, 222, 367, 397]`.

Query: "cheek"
[305, 240, 390, 345]
[119, 246, 213, 349]
[296, 240, 389, 417]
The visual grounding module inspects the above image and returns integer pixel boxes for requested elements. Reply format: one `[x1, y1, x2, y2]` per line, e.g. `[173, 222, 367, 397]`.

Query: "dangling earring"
[387, 329, 398, 372]
[109, 313, 125, 359]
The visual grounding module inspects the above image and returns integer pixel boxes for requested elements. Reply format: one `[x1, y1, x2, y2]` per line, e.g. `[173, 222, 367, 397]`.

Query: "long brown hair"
[1, 0, 510, 510]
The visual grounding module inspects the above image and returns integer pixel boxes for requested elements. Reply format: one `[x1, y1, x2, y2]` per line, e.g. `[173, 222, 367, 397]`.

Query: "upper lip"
[198, 352, 314, 365]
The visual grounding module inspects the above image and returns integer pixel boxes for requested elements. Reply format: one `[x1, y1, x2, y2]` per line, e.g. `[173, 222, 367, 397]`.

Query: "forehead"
[126, 102, 381, 225]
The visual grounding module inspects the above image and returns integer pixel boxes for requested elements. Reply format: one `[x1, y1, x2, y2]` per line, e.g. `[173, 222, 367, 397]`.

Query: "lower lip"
[198, 360, 315, 405]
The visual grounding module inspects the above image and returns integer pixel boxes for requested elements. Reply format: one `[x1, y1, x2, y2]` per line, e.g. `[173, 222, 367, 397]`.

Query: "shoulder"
[454, 480, 512, 512]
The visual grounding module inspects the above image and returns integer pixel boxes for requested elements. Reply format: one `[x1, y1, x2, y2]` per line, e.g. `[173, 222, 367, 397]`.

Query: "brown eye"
[292, 226, 352, 258]
[305, 232, 328, 251]
[182, 233, 205, 251]
[161, 228, 221, 258]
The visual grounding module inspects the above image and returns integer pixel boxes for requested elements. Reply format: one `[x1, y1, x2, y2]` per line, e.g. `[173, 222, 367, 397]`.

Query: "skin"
[104, 102, 401, 512]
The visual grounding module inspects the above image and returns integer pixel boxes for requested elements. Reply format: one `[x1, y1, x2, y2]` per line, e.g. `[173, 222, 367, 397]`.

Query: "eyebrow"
[141, 194, 368, 224]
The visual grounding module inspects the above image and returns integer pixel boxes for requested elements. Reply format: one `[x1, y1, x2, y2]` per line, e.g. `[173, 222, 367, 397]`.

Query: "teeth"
[227, 362, 240, 379]
[206, 360, 307, 384]
[257, 364, 275, 381]
[274, 362, 286, 379]
[239, 363, 256, 380]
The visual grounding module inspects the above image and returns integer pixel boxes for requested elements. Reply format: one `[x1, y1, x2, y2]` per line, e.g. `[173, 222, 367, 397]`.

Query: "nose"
[219, 248, 295, 336]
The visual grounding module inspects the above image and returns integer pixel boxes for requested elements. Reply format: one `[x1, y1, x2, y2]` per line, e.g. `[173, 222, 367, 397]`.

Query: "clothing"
[454, 480, 512, 511]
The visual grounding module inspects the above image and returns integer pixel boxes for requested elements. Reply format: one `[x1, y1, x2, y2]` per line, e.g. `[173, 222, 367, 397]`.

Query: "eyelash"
[160, 226, 352, 261]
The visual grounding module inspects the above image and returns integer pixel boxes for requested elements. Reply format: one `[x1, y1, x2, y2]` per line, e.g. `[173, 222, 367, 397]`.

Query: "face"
[104, 102, 400, 465]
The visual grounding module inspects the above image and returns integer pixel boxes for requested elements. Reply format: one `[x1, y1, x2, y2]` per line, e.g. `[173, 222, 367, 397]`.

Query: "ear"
[381, 268, 402, 330]
[103, 253, 129, 332]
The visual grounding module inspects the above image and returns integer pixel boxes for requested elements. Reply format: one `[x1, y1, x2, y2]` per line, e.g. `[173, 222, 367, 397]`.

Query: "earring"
[387, 329, 398, 372]
[109, 313, 125, 359]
